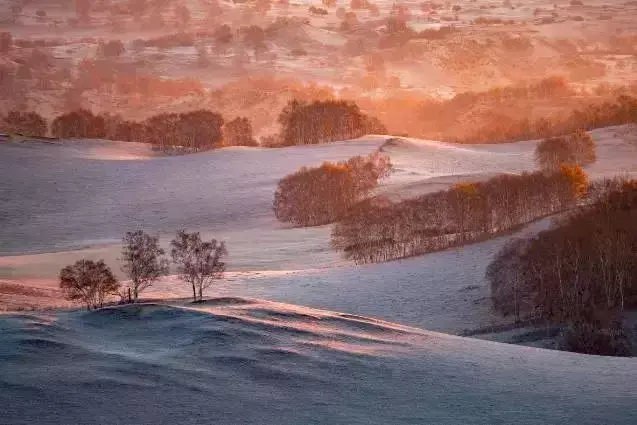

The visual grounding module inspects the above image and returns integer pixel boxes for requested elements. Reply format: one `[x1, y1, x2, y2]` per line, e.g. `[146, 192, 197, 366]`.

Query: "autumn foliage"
[274, 152, 391, 226]
[487, 179, 637, 355]
[278, 99, 386, 146]
[332, 167, 588, 264]
[535, 129, 596, 170]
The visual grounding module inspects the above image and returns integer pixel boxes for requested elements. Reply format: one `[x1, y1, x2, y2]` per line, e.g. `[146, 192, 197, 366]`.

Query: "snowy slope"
[1, 300, 636, 425]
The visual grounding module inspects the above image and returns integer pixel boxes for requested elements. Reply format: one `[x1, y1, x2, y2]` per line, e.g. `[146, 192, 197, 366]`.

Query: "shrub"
[274, 152, 391, 226]
[561, 322, 632, 356]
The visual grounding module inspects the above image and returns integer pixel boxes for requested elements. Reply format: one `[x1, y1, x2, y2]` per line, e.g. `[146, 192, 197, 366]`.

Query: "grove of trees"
[274, 152, 391, 226]
[59, 229, 228, 307]
[223, 116, 257, 146]
[1, 110, 47, 137]
[487, 179, 637, 356]
[278, 99, 387, 146]
[535, 129, 596, 170]
[332, 166, 588, 264]
[51, 109, 106, 139]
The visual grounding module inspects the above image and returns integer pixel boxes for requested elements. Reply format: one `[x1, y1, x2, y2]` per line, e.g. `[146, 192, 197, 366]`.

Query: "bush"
[274, 152, 391, 226]
[561, 322, 632, 356]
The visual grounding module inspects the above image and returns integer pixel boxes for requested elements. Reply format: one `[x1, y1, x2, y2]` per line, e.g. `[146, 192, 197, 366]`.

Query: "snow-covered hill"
[1, 300, 636, 425]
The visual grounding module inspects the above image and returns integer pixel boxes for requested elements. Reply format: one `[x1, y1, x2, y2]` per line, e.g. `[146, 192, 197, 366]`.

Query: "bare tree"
[170, 230, 227, 301]
[60, 259, 119, 310]
[121, 231, 169, 302]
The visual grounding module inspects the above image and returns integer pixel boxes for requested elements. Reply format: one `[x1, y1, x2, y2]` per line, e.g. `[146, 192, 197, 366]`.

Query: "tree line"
[0, 108, 255, 150]
[2, 98, 388, 148]
[487, 178, 637, 356]
[273, 152, 391, 226]
[59, 230, 227, 310]
[331, 166, 588, 264]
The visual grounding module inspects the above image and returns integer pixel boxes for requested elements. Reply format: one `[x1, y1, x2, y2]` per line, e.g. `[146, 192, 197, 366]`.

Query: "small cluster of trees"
[7, 108, 233, 150]
[59, 230, 227, 310]
[464, 94, 637, 144]
[487, 179, 637, 356]
[332, 166, 588, 264]
[535, 129, 596, 170]
[277, 99, 387, 146]
[0, 110, 47, 137]
[274, 152, 391, 226]
[52, 109, 107, 139]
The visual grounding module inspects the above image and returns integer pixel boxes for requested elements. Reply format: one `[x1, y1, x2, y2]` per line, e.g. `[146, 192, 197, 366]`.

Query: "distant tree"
[486, 238, 530, 322]
[535, 130, 596, 171]
[174, 4, 191, 30]
[309, 6, 328, 15]
[214, 24, 233, 45]
[241, 25, 267, 56]
[59, 259, 119, 310]
[559, 164, 589, 199]
[51, 109, 106, 139]
[322, 0, 337, 7]
[223, 117, 257, 146]
[76, 0, 92, 23]
[170, 230, 227, 301]
[121, 230, 169, 302]
[568, 129, 596, 166]
[177, 110, 224, 149]
[36, 10, 47, 22]
[0, 32, 12, 54]
[2, 110, 47, 137]
[97, 39, 125, 58]
[129, 0, 148, 22]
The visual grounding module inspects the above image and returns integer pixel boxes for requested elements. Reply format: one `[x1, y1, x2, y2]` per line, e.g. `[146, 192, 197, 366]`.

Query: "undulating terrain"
[2, 0, 637, 423]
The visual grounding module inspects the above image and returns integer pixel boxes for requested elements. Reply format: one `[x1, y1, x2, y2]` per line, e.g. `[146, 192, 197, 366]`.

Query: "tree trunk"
[192, 283, 196, 302]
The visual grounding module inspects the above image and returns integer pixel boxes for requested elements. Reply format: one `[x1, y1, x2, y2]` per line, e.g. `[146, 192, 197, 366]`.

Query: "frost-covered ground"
[1, 125, 637, 332]
[2, 127, 637, 424]
[1, 300, 636, 425]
